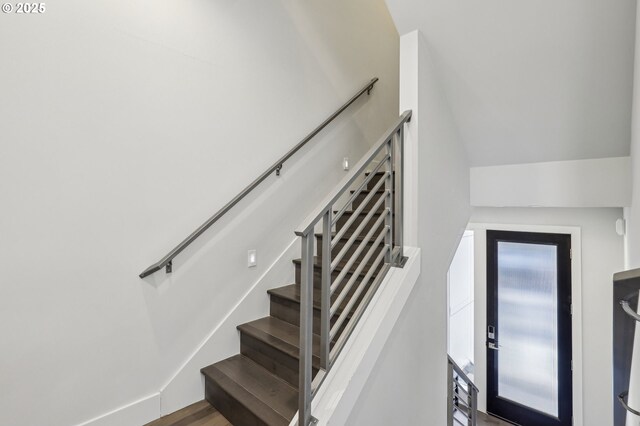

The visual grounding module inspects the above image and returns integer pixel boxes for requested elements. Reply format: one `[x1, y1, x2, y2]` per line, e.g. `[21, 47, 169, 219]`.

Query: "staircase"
[200, 170, 391, 426]
[140, 78, 411, 426]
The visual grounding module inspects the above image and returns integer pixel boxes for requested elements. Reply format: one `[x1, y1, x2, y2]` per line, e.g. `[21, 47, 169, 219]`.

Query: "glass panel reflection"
[497, 242, 558, 417]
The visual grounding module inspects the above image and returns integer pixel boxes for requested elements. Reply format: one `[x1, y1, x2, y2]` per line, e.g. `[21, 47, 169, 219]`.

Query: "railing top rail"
[620, 291, 640, 322]
[139, 78, 379, 278]
[295, 110, 412, 237]
[448, 355, 479, 392]
[619, 391, 640, 417]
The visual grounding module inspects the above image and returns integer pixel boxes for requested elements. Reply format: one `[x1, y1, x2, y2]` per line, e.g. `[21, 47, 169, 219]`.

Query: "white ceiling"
[385, 0, 636, 166]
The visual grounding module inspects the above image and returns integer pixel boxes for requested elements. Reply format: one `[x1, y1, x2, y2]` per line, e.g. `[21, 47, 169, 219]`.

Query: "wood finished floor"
[143, 400, 512, 426]
[143, 401, 231, 426]
[477, 412, 516, 425]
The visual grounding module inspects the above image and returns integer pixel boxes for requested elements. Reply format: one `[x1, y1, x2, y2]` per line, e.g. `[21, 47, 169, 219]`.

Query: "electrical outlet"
[343, 157, 350, 171]
[248, 249, 257, 268]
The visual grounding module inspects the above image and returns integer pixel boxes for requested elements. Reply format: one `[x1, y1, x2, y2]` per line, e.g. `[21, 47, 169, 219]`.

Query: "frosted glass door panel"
[497, 242, 559, 417]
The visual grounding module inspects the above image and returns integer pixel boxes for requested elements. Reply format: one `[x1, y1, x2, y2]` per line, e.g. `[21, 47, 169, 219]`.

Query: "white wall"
[470, 207, 625, 426]
[448, 231, 474, 369]
[0, 2, 400, 425]
[345, 30, 471, 426]
[626, 0, 640, 270]
[471, 157, 632, 208]
[623, 0, 640, 422]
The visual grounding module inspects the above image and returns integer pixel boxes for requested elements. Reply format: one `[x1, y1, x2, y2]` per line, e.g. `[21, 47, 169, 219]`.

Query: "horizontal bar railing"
[449, 357, 479, 393]
[138, 77, 379, 278]
[330, 213, 388, 314]
[617, 292, 640, 419]
[295, 111, 411, 238]
[294, 110, 411, 425]
[331, 170, 389, 248]
[331, 158, 388, 227]
[448, 355, 478, 426]
[330, 190, 388, 271]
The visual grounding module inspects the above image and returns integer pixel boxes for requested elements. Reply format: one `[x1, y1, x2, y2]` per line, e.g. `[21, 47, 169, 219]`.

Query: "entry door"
[486, 230, 572, 426]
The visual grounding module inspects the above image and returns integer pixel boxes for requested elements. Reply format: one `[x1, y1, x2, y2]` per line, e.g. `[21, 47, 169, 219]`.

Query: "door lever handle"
[487, 342, 500, 351]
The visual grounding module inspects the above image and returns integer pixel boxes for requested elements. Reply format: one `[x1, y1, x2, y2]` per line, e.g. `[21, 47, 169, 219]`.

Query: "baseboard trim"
[73, 393, 160, 426]
[74, 238, 299, 426]
[158, 237, 300, 415]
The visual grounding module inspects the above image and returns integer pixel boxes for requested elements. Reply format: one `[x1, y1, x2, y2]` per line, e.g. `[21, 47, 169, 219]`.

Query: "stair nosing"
[202, 354, 297, 425]
[333, 209, 387, 216]
[267, 284, 355, 318]
[350, 188, 386, 194]
[365, 170, 394, 175]
[314, 231, 382, 241]
[292, 255, 383, 274]
[237, 317, 322, 366]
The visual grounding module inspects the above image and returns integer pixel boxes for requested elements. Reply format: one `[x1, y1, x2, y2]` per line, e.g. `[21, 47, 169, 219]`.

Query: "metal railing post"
[448, 361, 454, 426]
[470, 387, 478, 426]
[320, 211, 331, 370]
[385, 140, 393, 265]
[299, 233, 315, 426]
[395, 126, 405, 264]
[448, 356, 478, 426]
[293, 112, 412, 425]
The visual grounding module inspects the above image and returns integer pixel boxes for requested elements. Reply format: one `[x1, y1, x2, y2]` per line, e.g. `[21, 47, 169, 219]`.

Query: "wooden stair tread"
[201, 355, 297, 426]
[292, 255, 383, 275]
[365, 170, 394, 176]
[268, 284, 360, 317]
[269, 284, 321, 306]
[351, 187, 386, 192]
[314, 227, 385, 243]
[333, 209, 394, 226]
[334, 209, 387, 217]
[314, 230, 378, 241]
[143, 400, 230, 426]
[238, 317, 321, 365]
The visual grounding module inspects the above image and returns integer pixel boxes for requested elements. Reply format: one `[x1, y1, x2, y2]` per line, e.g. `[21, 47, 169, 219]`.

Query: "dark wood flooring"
[143, 401, 231, 426]
[477, 412, 516, 425]
[144, 402, 511, 426]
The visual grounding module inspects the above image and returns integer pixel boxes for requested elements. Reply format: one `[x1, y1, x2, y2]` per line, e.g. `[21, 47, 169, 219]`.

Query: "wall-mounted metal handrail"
[295, 110, 411, 426]
[618, 391, 640, 417]
[620, 292, 640, 322]
[138, 78, 379, 278]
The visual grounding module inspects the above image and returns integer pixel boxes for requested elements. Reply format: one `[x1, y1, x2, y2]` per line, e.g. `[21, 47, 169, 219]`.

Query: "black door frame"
[486, 230, 573, 426]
